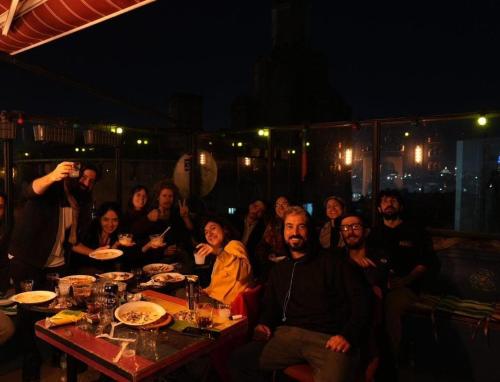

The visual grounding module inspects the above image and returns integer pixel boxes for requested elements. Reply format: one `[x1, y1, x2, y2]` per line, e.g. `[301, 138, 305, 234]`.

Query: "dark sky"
[1, 0, 499, 130]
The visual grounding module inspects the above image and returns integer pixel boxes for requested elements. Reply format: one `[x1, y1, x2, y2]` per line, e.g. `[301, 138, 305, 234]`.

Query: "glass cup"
[69, 162, 81, 178]
[20, 279, 34, 292]
[118, 233, 133, 246]
[120, 330, 138, 358]
[138, 328, 159, 360]
[215, 303, 231, 324]
[195, 302, 214, 329]
[72, 283, 92, 306]
[149, 234, 164, 248]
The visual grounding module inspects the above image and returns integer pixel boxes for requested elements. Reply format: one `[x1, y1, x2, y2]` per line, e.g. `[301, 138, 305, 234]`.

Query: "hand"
[147, 209, 160, 222]
[352, 256, 376, 269]
[149, 240, 166, 249]
[178, 199, 189, 218]
[253, 324, 272, 341]
[165, 244, 177, 256]
[50, 162, 73, 182]
[325, 335, 351, 353]
[195, 243, 214, 258]
[96, 245, 110, 251]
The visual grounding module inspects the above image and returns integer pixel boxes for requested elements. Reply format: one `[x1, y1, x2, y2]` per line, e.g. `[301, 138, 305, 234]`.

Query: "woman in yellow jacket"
[195, 217, 252, 304]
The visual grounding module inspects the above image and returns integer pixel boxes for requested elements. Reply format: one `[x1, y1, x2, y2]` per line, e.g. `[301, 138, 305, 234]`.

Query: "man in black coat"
[231, 206, 371, 382]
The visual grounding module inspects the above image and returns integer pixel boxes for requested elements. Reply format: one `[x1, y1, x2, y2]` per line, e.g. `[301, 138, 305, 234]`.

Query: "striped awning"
[0, 0, 155, 55]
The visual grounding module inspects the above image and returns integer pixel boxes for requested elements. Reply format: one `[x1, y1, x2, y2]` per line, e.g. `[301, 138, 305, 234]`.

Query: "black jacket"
[259, 249, 371, 347]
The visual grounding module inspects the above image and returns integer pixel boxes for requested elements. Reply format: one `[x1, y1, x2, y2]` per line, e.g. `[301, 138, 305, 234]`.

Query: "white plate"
[89, 249, 123, 261]
[60, 275, 97, 284]
[11, 291, 57, 305]
[115, 301, 166, 326]
[152, 272, 185, 284]
[99, 272, 134, 282]
[142, 263, 174, 276]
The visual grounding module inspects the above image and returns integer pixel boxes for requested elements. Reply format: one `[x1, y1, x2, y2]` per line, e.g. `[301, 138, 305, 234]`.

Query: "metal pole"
[371, 121, 381, 226]
[114, 145, 122, 207]
[267, 130, 273, 200]
[3, 140, 13, 228]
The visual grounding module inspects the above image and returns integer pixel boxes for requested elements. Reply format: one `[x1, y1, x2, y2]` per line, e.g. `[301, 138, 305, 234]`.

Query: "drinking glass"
[215, 303, 231, 323]
[120, 330, 138, 358]
[139, 328, 159, 360]
[195, 302, 214, 329]
[118, 233, 133, 246]
[69, 162, 81, 178]
[72, 283, 92, 306]
[20, 279, 34, 292]
[149, 234, 164, 248]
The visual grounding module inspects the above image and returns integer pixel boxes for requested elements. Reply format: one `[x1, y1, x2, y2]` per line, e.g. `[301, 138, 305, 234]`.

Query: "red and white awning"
[0, 0, 155, 55]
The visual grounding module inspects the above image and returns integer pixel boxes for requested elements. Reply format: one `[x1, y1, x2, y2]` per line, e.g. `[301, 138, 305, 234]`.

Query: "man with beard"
[231, 206, 370, 382]
[367, 189, 436, 361]
[10, 161, 98, 288]
[9, 161, 98, 382]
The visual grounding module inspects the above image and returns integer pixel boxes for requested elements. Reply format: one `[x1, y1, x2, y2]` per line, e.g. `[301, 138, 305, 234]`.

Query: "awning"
[0, 0, 155, 55]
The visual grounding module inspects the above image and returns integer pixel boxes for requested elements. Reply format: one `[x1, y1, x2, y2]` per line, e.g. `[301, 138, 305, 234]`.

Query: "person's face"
[132, 189, 148, 211]
[326, 199, 343, 220]
[100, 210, 119, 235]
[284, 213, 309, 252]
[340, 216, 366, 249]
[249, 200, 266, 219]
[78, 169, 97, 192]
[274, 197, 289, 219]
[158, 188, 174, 209]
[378, 196, 402, 220]
[204, 221, 224, 248]
[0, 196, 5, 221]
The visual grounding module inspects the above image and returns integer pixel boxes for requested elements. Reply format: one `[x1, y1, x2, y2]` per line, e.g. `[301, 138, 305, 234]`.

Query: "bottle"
[103, 283, 118, 310]
[185, 275, 200, 310]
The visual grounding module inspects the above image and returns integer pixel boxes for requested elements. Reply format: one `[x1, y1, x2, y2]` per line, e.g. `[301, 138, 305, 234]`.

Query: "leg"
[230, 340, 269, 382]
[384, 287, 417, 357]
[300, 329, 357, 382]
[259, 326, 307, 370]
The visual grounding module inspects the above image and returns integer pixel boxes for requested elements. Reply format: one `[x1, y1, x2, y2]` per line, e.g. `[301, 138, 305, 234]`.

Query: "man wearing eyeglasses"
[231, 206, 371, 382]
[367, 189, 437, 363]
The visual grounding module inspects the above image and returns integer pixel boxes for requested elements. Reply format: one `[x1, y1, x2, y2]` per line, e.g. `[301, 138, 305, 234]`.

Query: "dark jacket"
[259, 248, 371, 347]
[9, 181, 91, 269]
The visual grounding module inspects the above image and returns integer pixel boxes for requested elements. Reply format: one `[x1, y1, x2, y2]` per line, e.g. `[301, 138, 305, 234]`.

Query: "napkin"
[46, 310, 84, 328]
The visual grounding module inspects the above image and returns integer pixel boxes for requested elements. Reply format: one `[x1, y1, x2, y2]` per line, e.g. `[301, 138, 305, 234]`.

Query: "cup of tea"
[149, 234, 164, 248]
[194, 250, 205, 265]
[195, 302, 214, 329]
[118, 233, 133, 246]
[69, 162, 81, 178]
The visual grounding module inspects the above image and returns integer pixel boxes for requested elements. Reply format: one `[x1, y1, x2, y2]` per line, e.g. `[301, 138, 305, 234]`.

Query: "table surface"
[35, 290, 247, 382]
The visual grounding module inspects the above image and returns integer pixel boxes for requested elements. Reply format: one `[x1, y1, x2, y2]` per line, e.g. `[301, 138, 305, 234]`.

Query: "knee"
[0, 313, 15, 345]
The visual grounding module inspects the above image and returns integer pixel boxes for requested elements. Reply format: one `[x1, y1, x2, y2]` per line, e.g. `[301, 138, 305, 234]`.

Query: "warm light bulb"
[477, 116, 487, 126]
[415, 145, 423, 164]
[344, 148, 353, 166]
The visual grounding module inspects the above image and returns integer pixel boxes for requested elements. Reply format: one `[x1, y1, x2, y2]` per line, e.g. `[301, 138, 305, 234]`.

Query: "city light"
[415, 145, 423, 164]
[404, 131, 410, 137]
[258, 129, 264, 136]
[199, 152, 206, 165]
[24, 152, 29, 157]
[116, 127, 124, 134]
[306, 142, 310, 147]
[110, 127, 116, 133]
[137, 139, 142, 144]
[237, 142, 243, 147]
[243, 157, 252, 167]
[75, 148, 79, 152]
[344, 148, 353, 166]
[81, 148, 86, 152]
[477, 116, 487, 126]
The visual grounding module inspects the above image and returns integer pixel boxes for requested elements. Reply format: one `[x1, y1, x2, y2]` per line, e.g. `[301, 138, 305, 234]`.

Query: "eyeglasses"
[339, 223, 363, 232]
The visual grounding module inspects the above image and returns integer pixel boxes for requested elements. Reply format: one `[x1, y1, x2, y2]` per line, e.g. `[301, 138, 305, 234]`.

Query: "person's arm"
[178, 199, 194, 231]
[32, 162, 74, 195]
[71, 243, 95, 256]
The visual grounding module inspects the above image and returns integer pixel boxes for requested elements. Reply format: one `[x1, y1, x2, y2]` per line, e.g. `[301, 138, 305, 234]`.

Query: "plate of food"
[60, 275, 96, 284]
[114, 301, 166, 326]
[11, 291, 57, 305]
[89, 249, 123, 261]
[99, 272, 134, 282]
[152, 272, 185, 284]
[142, 263, 174, 276]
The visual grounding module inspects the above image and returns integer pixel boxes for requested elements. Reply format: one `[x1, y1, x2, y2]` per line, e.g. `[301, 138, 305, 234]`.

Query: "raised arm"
[32, 162, 74, 195]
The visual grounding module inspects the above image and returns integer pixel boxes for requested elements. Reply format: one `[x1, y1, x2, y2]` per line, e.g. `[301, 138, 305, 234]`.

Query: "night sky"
[1, 0, 499, 130]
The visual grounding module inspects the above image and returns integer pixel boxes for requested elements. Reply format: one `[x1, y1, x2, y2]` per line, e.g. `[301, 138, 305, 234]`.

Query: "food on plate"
[100, 272, 133, 281]
[152, 273, 185, 284]
[61, 275, 96, 285]
[119, 310, 162, 325]
[143, 263, 174, 275]
[11, 291, 57, 304]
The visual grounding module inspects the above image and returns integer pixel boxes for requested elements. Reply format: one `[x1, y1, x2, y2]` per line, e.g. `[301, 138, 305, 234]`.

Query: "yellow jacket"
[205, 240, 252, 304]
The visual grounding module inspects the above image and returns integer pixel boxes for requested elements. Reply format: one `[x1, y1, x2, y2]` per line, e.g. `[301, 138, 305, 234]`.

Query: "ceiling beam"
[2, 0, 20, 36]
[0, 0, 47, 28]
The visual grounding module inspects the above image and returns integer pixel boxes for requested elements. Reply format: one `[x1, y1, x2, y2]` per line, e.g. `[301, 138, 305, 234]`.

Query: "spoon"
[113, 341, 129, 363]
[159, 226, 171, 239]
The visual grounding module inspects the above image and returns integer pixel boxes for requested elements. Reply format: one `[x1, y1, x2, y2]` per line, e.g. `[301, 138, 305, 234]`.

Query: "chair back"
[231, 283, 264, 338]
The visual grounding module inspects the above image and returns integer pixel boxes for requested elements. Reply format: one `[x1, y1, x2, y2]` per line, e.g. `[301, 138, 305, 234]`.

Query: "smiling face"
[340, 215, 366, 249]
[132, 188, 148, 211]
[204, 221, 224, 249]
[100, 209, 119, 235]
[274, 196, 289, 219]
[284, 212, 309, 255]
[326, 198, 344, 220]
[158, 187, 174, 210]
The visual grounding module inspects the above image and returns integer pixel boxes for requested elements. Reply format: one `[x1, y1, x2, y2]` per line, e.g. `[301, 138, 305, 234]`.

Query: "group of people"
[0, 160, 438, 382]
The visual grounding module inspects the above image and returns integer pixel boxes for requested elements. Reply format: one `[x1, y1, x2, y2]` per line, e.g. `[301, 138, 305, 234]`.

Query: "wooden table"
[35, 290, 247, 382]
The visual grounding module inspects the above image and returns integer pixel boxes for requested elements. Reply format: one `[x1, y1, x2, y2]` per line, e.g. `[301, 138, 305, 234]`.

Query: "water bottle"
[185, 275, 200, 310]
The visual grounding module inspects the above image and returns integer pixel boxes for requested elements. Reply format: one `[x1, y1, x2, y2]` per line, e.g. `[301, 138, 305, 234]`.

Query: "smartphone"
[182, 326, 220, 339]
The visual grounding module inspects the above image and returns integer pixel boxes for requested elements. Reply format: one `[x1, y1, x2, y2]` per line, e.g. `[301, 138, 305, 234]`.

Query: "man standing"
[10, 161, 98, 289]
[368, 189, 437, 358]
[231, 206, 370, 382]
